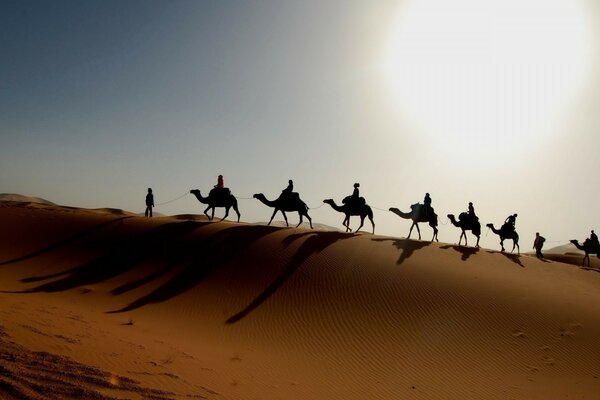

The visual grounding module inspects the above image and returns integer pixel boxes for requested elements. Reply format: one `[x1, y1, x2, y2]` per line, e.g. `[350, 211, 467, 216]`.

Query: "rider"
[590, 230, 599, 245]
[504, 213, 517, 231]
[423, 193, 432, 217]
[215, 174, 224, 189]
[282, 179, 294, 199]
[352, 183, 360, 200]
[467, 202, 477, 221]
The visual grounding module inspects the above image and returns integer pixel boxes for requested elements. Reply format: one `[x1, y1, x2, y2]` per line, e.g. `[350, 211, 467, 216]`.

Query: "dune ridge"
[1, 202, 599, 399]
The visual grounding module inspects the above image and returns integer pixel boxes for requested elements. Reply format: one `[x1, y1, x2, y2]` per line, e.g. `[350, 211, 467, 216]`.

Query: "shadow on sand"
[486, 251, 524, 268]
[0, 216, 132, 266]
[11, 221, 356, 321]
[440, 245, 479, 261]
[225, 230, 354, 324]
[371, 238, 431, 265]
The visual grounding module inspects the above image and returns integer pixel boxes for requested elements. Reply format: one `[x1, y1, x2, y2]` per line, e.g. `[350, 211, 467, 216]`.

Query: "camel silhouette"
[448, 213, 481, 247]
[389, 204, 438, 241]
[190, 189, 240, 222]
[254, 193, 313, 229]
[569, 239, 600, 268]
[486, 223, 519, 254]
[323, 199, 374, 233]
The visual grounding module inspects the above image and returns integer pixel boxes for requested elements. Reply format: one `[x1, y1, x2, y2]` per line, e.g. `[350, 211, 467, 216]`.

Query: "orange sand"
[1, 200, 599, 399]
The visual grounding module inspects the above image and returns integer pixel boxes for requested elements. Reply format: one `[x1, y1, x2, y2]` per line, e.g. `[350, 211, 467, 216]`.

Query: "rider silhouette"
[467, 202, 477, 221]
[504, 214, 517, 231]
[423, 193, 432, 217]
[283, 179, 293, 194]
[215, 175, 224, 189]
[352, 183, 360, 200]
[590, 230, 598, 245]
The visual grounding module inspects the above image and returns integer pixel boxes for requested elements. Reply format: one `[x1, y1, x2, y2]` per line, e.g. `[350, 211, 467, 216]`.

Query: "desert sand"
[1, 200, 599, 399]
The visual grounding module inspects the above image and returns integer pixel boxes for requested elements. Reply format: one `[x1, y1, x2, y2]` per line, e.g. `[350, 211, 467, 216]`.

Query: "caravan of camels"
[182, 176, 598, 266]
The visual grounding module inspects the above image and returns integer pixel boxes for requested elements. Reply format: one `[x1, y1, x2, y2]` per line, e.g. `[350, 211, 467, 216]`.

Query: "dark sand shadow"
[225, 230, 355, 324]
[0, 216, 132, 266]
[109, 224, 282, 313]
[17, 221, 210, 292]
[371, 238, 431, 265]
[486, 251, 524, 268]
[440, 245, 479, 261]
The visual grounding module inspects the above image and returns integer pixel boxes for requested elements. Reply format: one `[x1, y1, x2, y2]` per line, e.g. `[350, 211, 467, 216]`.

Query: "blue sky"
[2, 0, 599, 249]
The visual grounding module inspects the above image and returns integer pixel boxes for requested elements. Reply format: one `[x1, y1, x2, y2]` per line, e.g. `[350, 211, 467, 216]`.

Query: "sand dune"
[1, 201, 599, 399]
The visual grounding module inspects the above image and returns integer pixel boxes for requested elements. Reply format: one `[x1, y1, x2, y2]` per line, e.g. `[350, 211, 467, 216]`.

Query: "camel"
[486, 223, 519, 254]
[569, 239, 600, 268]
[254, 192, 313, 228]
[323, 199, 375, 233]
[190, 188, 240, 222]
[389, 204, 438, 241]
[448, 213, 481, 247]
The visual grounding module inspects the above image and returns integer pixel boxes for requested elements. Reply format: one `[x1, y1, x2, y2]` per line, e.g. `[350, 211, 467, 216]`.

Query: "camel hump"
[209, 187, 231, 200]
[279, 191, 300, 202]
[458, 212, 469, 222]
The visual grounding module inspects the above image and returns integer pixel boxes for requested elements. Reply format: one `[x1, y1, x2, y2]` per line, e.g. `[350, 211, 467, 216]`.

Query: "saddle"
[342, 195, 366, 208]
[209, 187, 231, 201]
[279, 191, 300, 203]
[459, 212, 479, 224]
[412, 203, 434, 219]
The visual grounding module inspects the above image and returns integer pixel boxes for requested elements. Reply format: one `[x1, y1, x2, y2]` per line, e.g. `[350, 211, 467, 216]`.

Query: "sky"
[2, 0, 599, 250]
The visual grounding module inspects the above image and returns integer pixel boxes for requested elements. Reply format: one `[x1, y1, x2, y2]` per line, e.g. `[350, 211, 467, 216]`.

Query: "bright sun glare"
[386, 0, 591, 164]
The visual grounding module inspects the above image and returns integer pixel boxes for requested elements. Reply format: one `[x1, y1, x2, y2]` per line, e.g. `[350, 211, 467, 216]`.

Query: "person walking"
[533, 232, 545, 259]
[145, 188, 154, 218]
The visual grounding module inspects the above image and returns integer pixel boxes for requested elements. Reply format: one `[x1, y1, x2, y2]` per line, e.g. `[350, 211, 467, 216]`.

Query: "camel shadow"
[0, 216, 132, 267]
[486, 251, 524, 268]
[225, 230, 355, 324]
[109, 224, 282, 313]
[18, 221, 211, 293]
[371, 238, 431, 265]
[440, 245, 479, 261]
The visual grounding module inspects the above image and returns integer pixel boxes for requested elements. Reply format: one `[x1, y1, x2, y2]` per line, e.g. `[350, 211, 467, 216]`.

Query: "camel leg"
[204, 206, 212, 221]
[343, 215, 351, 232]
[268, 209, 278, 225]
[305, 212, 313, 229]
[459, 231, 465, 246]
[407, 223, 415, 239]
[369, 216, 375, 234]
[500, 239, 505, 252]
[432, 227, 438, 242]
[511, 240, 520, 255]
[211, 208, 215, 221]
[282, 211, 289, 227]
[233, 204, 241, 223]
[296, 213, 303, 228]
[415, 223, 422, 240]
[221, 206, 230, 221]
[356, 216, 365, 233]
[475, 235, 480, 248]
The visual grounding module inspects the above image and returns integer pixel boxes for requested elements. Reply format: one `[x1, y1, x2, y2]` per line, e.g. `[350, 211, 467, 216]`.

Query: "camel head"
[570, 239, 579, 245]
[389, 207, 399, 213]
[486, 223, 494, 229]
[190, 189, 200, 195]
[253, 193, 264, 200]
[447, 214, 455, 220]
[323, 199, 334, 204]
